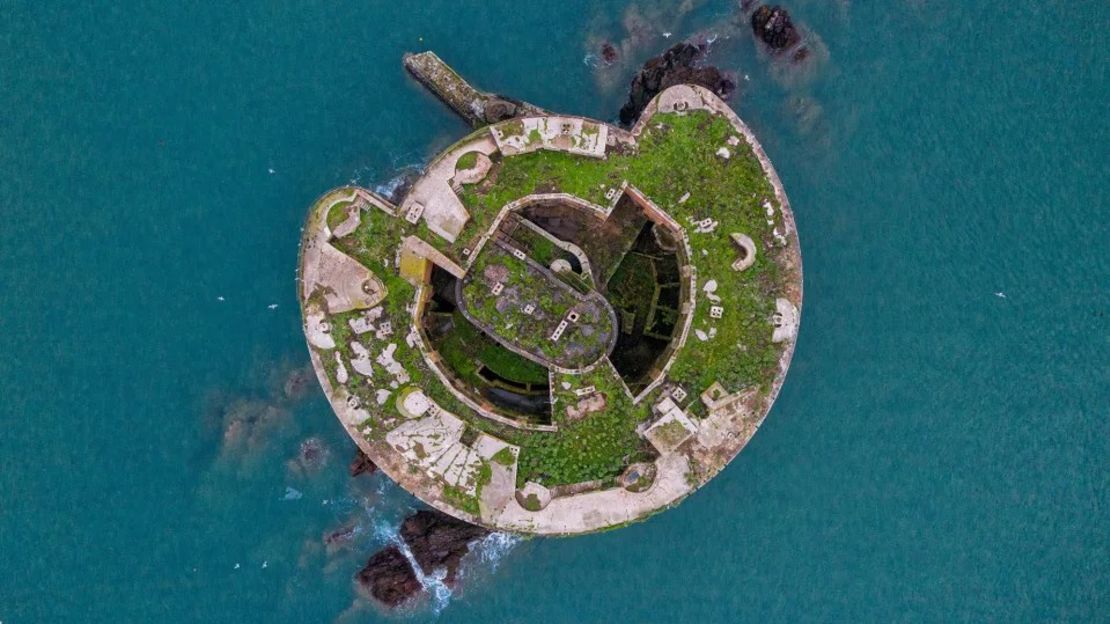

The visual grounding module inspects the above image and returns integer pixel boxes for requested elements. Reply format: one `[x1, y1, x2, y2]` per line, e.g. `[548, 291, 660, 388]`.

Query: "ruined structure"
[298, 53, 802, 535]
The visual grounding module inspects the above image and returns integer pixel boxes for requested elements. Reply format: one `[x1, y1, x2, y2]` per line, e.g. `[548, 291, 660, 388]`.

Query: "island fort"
[298, 52, 802, 535]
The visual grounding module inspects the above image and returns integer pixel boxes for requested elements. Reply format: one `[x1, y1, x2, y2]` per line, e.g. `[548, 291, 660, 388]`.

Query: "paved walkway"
[398, 132, 499, 243]
[492, 453, 693, 535]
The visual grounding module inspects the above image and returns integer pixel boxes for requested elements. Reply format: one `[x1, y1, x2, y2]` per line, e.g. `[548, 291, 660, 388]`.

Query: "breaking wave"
[471, 531, 523, 572]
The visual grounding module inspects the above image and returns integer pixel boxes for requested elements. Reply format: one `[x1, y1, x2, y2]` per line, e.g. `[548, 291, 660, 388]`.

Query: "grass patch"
[435, 311, 549, 386]
[442, 485, 479, 516]
[461, 245, 611, 368]
[520, 493, 542, 511]
[516, 364, 650, 486]
[455, 151, 478, 172]
[326, 200, 353, 230]
[491, 447, 515, 466]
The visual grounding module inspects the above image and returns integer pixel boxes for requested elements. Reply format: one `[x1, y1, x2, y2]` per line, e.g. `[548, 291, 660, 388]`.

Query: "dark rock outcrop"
[381, 169, 419, 205]
[618, 42, 736, 126]
[750, 5, 800, 51]
[353, 510, 491, 609]
[355, 546, 422, 608]
[349, 449, 378, 477]
[400, 510, 490, 585]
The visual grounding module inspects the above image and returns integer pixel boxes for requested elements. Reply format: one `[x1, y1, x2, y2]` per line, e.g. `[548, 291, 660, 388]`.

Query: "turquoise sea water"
[1, 1, 1106, 621]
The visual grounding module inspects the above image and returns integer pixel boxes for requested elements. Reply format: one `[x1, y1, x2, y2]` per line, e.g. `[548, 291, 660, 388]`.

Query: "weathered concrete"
[298, 69, 803, 535]
[494, 452, 694, 535]
[400, 236, 467, 279]
[398, 131, 499, 243]
[300, 188, 387, 313]
[455, 239, 619, 372]
[491, 116, 608, 158]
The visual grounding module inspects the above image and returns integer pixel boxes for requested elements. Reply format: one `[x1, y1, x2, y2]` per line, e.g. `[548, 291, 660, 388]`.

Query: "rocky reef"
[291, 436, 329, 474]
[349, 448, 378, 477]
[750, 5, 800, 51]
[739, 2, 827, 89]
[400, 510, 490, 585]
[355, 509, 492, 608]
[618, 42, 736, 126]
[355, 546, 422, 608]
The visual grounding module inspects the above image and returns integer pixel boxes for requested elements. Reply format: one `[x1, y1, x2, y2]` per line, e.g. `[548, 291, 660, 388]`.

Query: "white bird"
[663, 32, 672, 38]
[995, 292, 1007, 299]
[217, 296, 225, 302]
[233, 563, 240, 570]
[262, 561, 269, 569]
[267, 303, 279, 310]
[268, 168, 275, 174]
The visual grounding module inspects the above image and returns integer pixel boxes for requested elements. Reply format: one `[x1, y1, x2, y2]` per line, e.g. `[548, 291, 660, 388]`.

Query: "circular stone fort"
[298, 53, 802, 535]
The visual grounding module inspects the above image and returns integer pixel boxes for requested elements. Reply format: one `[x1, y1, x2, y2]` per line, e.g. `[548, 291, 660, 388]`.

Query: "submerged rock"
[217, 398, 291, 458]
[750, 5, 800, 51]
[600, 41, 619, 65]
[282, 365, 315, 401]
[400, 510, 490, 585]
[295, 437, 329, 473]
[618, 42, 736, 126]
[324, 521, 360, 553]
[355, 546, 422, 608]
[349, 449, 378, 477]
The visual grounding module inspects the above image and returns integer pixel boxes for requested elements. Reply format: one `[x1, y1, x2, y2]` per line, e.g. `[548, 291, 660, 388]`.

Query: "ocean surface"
[1, 1, 1106, 622]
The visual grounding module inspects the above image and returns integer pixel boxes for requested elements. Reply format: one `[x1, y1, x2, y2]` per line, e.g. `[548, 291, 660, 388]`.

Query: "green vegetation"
[460, 112, 787, 394]
[525, 233, 558, 266]
[440, 459, 493, 517]
[491, 447, 515, 466]
[520, 493, 543, 511]
[608, 252, 658, 329]
[326, 200, 353, 230]
[651, 419, 692, 449]
[498, 119, 524, 138]
[476, 461, 493, 488]
[516, 365, 651, 486]
[442, 484, 479, 515]
[461, 245, 612, 368]
[311, 110, 792, 493]
[455, 151, 478, 172]
[435, 311, 549, 386]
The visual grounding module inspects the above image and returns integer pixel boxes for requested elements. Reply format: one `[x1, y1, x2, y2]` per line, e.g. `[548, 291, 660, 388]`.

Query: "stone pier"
[403, 51, 546, 126]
